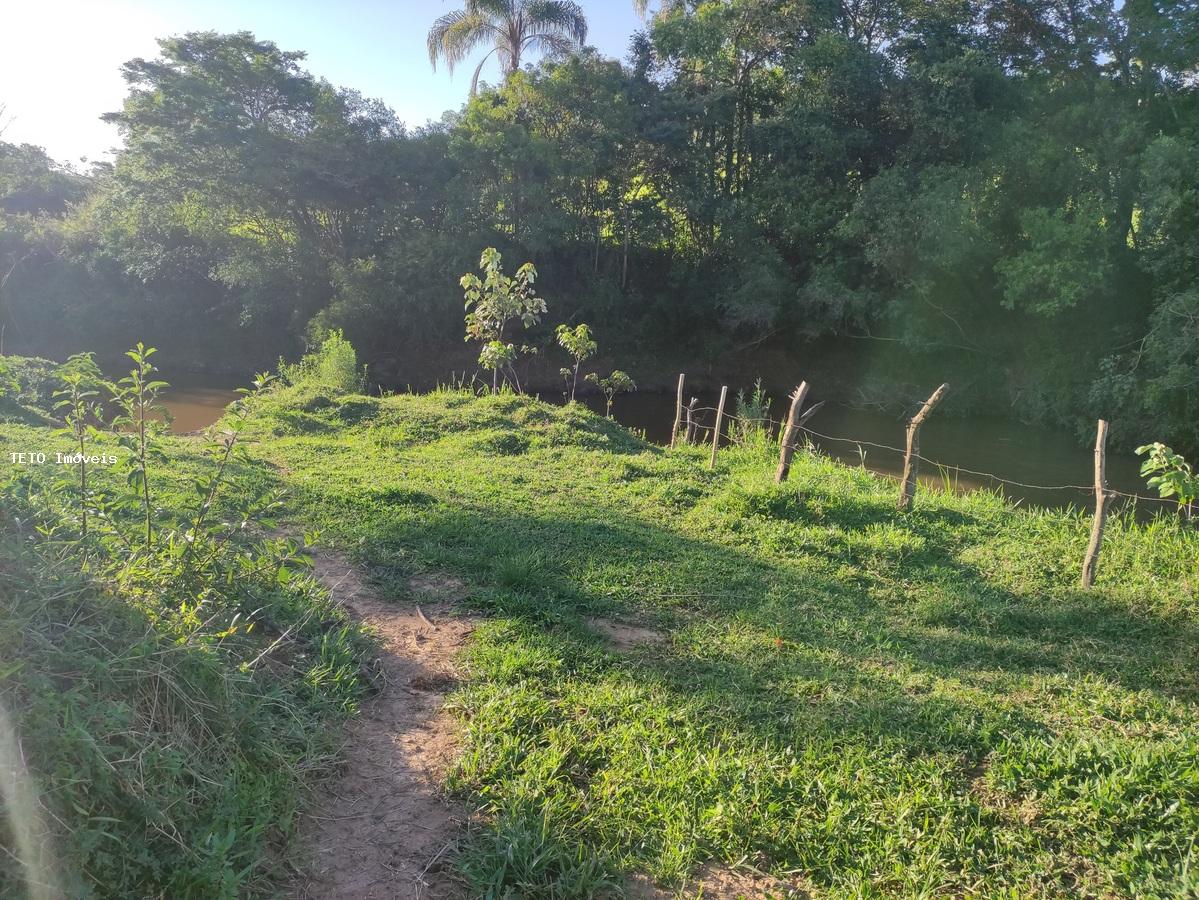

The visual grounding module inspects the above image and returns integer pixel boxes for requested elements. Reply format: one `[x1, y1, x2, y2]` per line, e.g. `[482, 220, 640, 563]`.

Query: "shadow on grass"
[298, 453, 1199, 893]
[340, 486, 1196, 720]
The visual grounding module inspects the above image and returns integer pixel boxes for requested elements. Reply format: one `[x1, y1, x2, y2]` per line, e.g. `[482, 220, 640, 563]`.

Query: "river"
[159, 378, 1168, 517]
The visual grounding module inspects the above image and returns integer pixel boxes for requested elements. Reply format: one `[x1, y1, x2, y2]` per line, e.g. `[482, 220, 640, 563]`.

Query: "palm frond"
[524, 0, 589, 45]
[464, 0, 517, 16]
[427, 10, 498, 73]
[470, 46, 502, 95]
[521, 32, 579, 63]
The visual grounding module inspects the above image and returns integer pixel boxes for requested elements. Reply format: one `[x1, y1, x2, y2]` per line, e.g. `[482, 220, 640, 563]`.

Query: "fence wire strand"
[679, 404, 1156, 504]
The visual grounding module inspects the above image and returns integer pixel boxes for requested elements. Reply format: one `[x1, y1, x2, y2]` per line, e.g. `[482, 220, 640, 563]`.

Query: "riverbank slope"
[248, 384, 1198, 897]
[2, 375, 1197, 897]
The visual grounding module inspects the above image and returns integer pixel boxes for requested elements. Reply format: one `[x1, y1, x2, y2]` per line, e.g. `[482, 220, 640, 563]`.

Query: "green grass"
[4, 379, 1197, 898]
[0, 404, 373, 897]
[239, 386, 1198, 898]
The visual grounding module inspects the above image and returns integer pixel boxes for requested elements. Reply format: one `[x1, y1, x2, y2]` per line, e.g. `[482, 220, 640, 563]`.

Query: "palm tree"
[427, 0, 589, 96]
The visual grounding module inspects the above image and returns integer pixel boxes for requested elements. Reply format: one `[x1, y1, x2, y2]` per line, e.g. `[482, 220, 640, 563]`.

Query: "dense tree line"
[0, 0, 1196, 448]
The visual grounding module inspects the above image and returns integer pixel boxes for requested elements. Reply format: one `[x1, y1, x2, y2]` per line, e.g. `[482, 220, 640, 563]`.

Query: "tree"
[460, 247, 547, 392]
[586, 370, 636, 417]
[427, 0, 588, 95]
[556, 322, 596, 401]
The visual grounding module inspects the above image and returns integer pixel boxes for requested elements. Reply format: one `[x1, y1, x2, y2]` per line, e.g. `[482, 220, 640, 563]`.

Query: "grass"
[239, 385, 1198, 898]
[0, 391, 373, 897]
[3, 373, 1197, 898]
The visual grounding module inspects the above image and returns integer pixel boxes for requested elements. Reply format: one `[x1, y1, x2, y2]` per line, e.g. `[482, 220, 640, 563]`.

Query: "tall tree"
[427, 0, 588, 95]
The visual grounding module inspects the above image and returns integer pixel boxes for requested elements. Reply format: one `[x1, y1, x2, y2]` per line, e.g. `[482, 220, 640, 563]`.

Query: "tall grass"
[279, 329, 366, 394]
[0, 352, 373, 898]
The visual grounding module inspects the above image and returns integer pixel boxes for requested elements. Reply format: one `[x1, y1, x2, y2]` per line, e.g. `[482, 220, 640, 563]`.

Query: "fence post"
[897, 383, 949, 511]
[1081, 419, 1109, 589]
[709, 385, 728, 470]
[670, 373, 685, 449]
[775, 382, 810, 484]
[684, 397, 698, 445]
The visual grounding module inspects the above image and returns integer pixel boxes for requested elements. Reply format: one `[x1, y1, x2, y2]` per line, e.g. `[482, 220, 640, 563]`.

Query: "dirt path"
[291, 552, 475, 900]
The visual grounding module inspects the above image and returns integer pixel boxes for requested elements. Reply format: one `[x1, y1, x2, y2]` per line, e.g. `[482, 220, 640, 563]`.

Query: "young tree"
[586, 370, 635, 417]
[428, 0, 588, 95]
[555, 322, 596, 402]
[461, 247, 547, 392]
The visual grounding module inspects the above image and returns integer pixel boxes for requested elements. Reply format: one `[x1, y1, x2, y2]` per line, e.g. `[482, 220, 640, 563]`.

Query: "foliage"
[733, 378, 772, 445]
[0, 348, 372, 897]
[461, 247, 547, 393]
[585, 369, 635, 417]
[2, 2, 1199, 445]
[1137, 442, 1199, 516]
[555, 322, 596, 402]
[428, 0, 588, 95]
[279, 329, 366, 394]
[107, 343, 169, 549]
[51, 353, 104, 542]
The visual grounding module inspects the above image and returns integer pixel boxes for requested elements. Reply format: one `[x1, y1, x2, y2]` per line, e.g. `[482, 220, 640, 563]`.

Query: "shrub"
[1137, 442, 1198, 518]
[280, 330, 366, 394]
[734, 378, 772, 445]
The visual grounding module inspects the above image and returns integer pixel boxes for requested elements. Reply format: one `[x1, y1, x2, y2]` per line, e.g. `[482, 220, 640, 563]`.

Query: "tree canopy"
[1, 1, 1197, 448]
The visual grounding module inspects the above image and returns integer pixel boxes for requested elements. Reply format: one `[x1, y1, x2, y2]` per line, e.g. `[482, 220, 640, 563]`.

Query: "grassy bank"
[243, 385, 1197, 897]
[3, 362, 1198, 898]
[0, 363, 372, 898]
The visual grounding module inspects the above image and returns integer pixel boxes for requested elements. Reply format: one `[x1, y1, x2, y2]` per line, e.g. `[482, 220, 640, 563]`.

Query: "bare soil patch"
[291, 552, 475, 900]
[407, 572, 471, 604]
[586, 617, 666, 651]
[628, 862, 810, 898]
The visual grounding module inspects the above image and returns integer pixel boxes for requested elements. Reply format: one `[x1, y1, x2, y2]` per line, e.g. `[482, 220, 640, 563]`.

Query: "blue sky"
[0, 0, 649, 165]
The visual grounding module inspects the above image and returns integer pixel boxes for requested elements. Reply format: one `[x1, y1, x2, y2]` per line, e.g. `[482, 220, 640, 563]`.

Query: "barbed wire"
[676, 404, 1162, 505]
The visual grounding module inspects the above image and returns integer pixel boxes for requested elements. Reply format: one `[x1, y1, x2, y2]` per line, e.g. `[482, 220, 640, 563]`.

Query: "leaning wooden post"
[684, 397, 698, 445]
[897, 383, 949, 511]
[670, 373, 685, 448]
[775, 382, 810, 484]
[709, 386, 728, 470]
[1081, 419, 1110, 589]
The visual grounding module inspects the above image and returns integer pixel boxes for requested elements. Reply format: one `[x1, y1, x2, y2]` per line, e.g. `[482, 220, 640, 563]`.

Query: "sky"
[0, 0, 648, 165]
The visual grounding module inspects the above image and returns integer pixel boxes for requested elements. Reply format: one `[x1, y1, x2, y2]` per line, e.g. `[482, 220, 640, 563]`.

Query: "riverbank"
[153, 378, 1166, 515]
[2, 365, 1198, 897]
[248, 384, 1197, 896]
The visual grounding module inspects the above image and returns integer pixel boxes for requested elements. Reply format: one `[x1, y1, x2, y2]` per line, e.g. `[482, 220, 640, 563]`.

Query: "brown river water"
[160, 378, 1168, 517]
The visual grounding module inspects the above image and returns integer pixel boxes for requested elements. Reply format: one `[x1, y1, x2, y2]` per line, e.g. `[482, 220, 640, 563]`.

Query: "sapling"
[556, 323, 596, 402]
[108, 343, 169, 551]
[52, 353, 103, 543]
[586, 370, 636, 417]
[1137, 442, 1198, 520]
[179, 372, 278, 576]
[460, 248, 547, 393]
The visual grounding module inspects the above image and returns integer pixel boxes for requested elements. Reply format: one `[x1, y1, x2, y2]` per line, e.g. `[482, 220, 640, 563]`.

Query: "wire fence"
[678, 403, 1159, 507]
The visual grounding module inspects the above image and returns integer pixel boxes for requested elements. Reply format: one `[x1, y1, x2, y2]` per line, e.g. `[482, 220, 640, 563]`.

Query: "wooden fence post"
[709, 386, 728, 470]
[684, 397, 698, 445]
[897, 383, 949, 511]
[1081, 419, 1109, 589]
[775, 382, 810, 484]
[670, 373, 685, 448]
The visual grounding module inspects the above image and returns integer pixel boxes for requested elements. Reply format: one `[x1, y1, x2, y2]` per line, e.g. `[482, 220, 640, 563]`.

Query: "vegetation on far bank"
[3, 0, 1199, 448]
[2, 344, 1198, 897]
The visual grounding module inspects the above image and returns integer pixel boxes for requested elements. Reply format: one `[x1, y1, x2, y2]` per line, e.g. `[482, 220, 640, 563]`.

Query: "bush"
[279, 330, 366, 394]
[0, 355, 62, 423]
